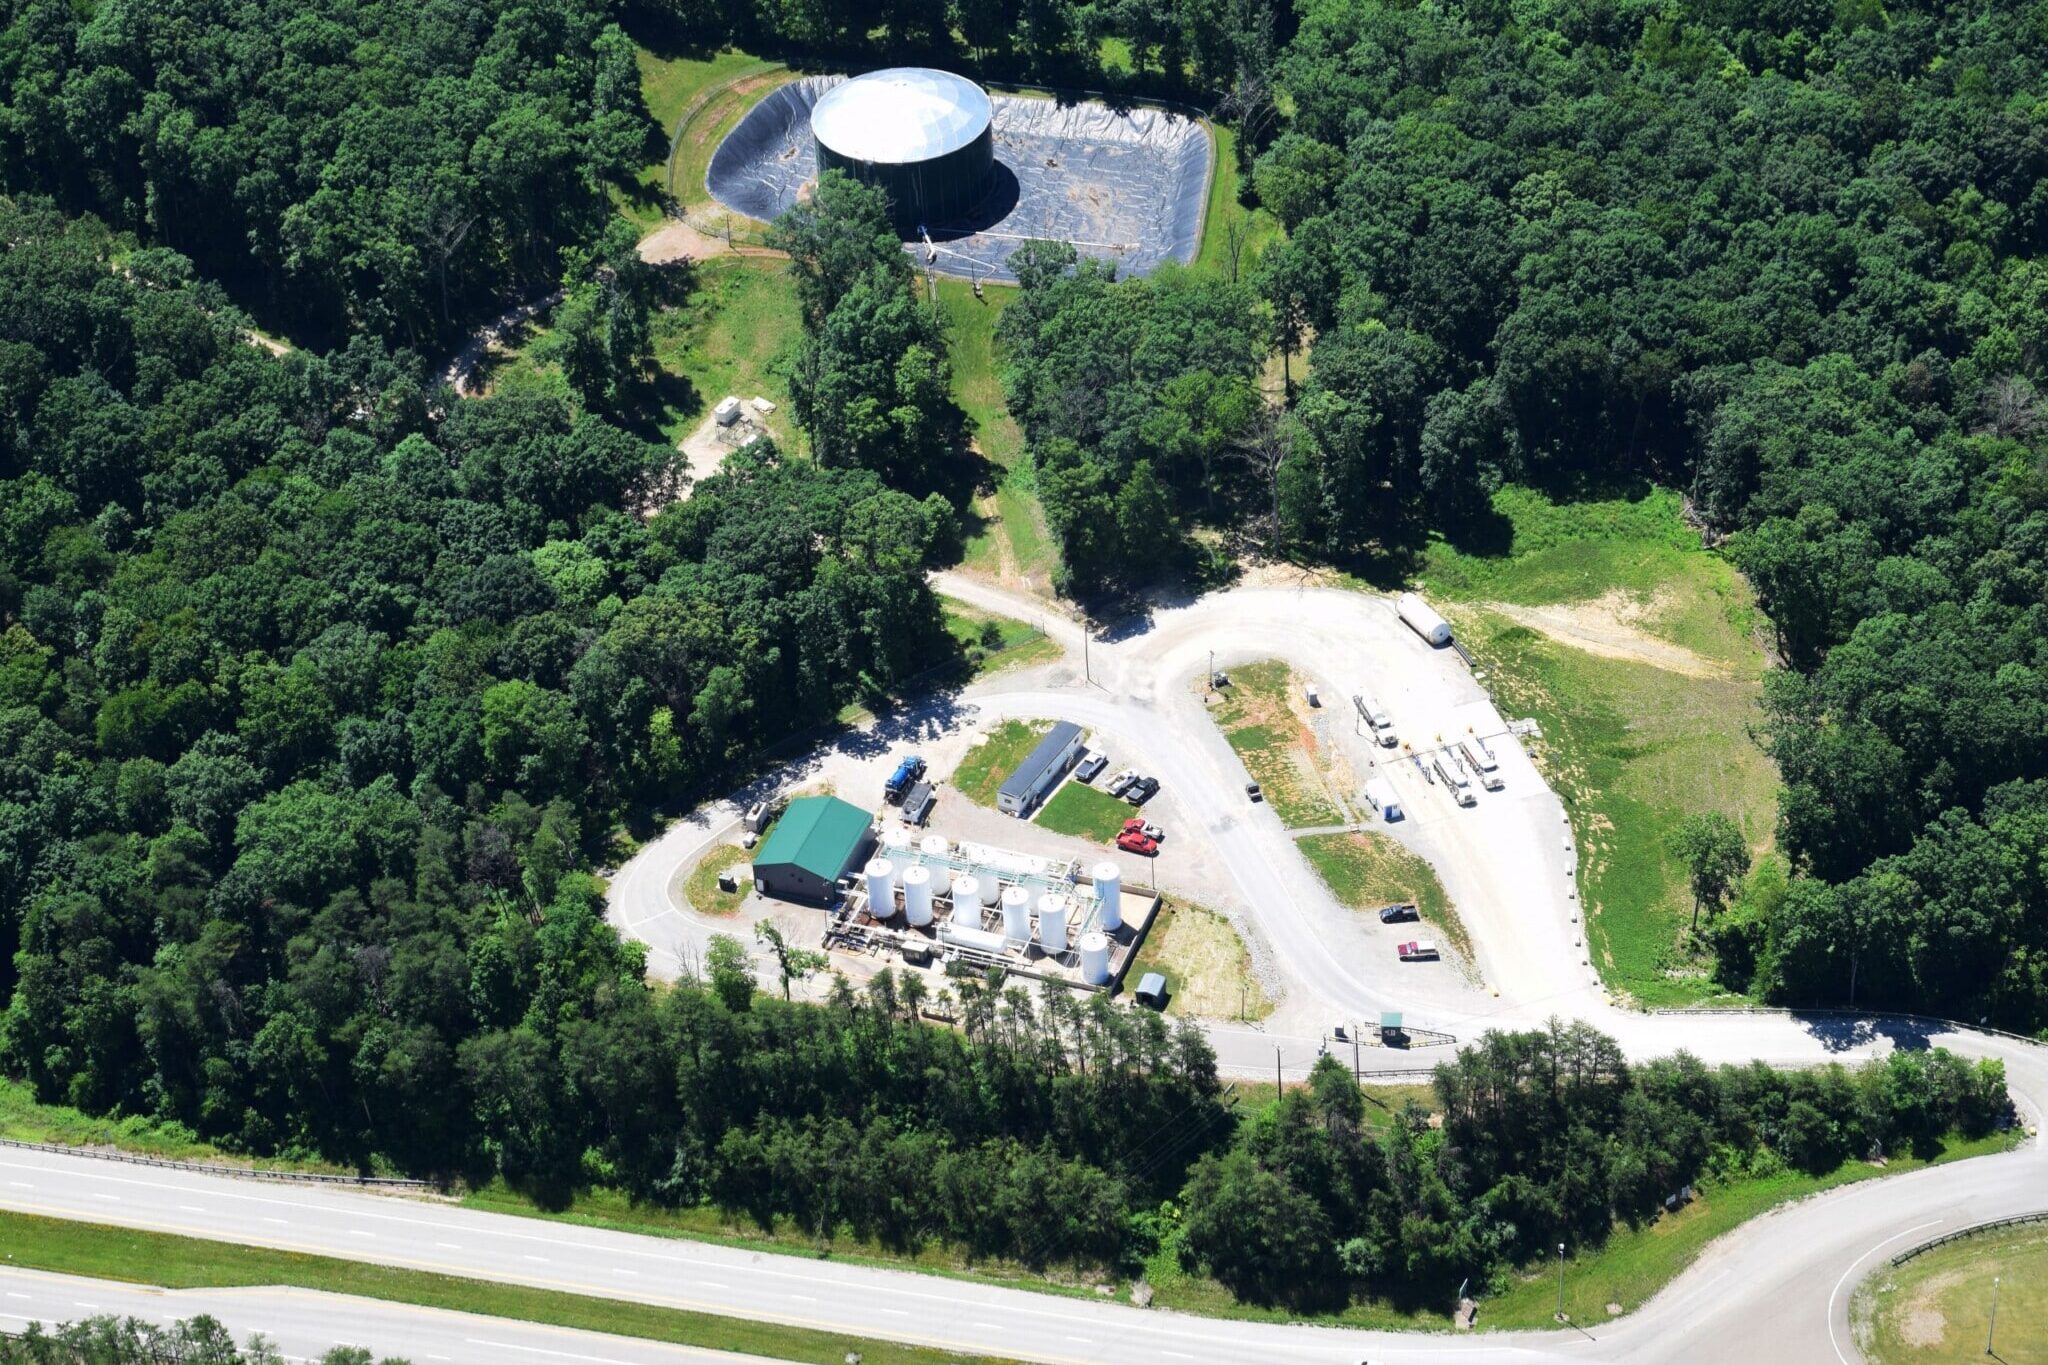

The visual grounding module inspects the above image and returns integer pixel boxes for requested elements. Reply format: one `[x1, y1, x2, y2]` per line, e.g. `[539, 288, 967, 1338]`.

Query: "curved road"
[9, 574, 2040, 1364]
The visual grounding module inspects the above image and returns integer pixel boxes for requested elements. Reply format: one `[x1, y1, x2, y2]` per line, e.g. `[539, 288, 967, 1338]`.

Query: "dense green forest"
[0, 200, 952, 1163]
[999, 0, 2048, 1029]
[0, 0, 653, 348]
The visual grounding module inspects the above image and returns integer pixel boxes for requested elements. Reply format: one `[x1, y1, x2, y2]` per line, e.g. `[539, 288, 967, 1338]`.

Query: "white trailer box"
[1363, 778, 1403, 821]
[1396, 592, 1453, 647]
[713, 395, 743, 427]
[1352, 690, 1397, 746]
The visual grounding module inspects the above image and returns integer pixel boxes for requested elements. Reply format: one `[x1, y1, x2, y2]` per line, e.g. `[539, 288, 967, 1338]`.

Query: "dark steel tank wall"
[816, 125, 995, 231]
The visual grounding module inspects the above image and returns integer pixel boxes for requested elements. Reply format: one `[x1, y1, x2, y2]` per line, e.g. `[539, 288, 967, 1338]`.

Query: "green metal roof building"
[752, 795, 876, 904]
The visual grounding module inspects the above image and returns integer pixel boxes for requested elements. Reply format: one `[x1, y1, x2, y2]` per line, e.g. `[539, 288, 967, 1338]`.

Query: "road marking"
[696, 1280, 726, 1290]
[349, 1230, 375, 1238]
[523, 1255, 549, 1263]
[73, 1302, 99, 1309]
[264, 1217, 289, 1225]
[178, 1204, 206, 1213]
[1066, 1335, 1091, 1343]
[92, 1194, 119, 1202]
[1829, 1218, 1945, 1365]
[788, 1294, 816, 1302]
[881, 1308, 911, 1316]
[466, 1339, 638, 1365]
[1163, 1353, 1195, 1360]
[611, 1267, 637, 1276]
[435, 1242, 461, 1250]
[6, 1181, 31, 1188]
[4, 1293, 27, 1300]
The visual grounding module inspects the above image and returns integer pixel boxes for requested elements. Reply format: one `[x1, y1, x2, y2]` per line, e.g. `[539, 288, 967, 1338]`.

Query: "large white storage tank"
[941, 921, 1009, 955]
[1396, 592, 1453, 647]
[863, 858, 897, 918]
[1000, 885, 1031, 944]
[881, 827, 912, 854]
[919, 834, 950, 871]
[1037, 894, 1070, 953]
[976, 871, 1002, 906]
[950, 873, 981, 911]
[1078, 931, 1111, 985]
[901, 864, 934, 926]
[1091, 861, 1123, 931]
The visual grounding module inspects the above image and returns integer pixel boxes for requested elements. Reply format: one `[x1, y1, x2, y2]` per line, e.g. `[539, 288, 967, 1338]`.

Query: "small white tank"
[1000, 885, 1031, 944]
[1037, 895, 1070, 953]
[978, 873, 1001, 907]
[1091, 861, 1123, 931]
[951, 874, 981, 910]
[863, 858, 897, 919]
[920, 834, 949, 867]
[901, 865, 934, 926]
[881, 828, 912, 853]
[1078, 931, 1111, 985]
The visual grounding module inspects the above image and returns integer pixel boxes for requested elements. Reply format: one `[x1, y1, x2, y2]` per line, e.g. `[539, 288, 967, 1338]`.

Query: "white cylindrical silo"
[920, 834, 949, 867]
[901, 864, 934, 926]
[1037, 894, 1070, 953]
[863, 857, 897, 919]
[1078, 931, 1111, 985]
[951, 873, 980, 910]
[1000, 885, 1031, 944]
[881, 827, 911, 853]
[1091, 861, 1123, 931]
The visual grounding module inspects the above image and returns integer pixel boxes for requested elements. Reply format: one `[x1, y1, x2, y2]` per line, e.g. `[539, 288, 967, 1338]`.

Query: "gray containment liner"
[706, 75, 1213, 283]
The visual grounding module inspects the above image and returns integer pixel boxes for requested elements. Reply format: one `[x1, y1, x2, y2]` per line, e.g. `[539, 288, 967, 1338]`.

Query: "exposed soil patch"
[637, 220, 786, 265]
[1896, 1269, 1963, 1348]
[1483, 590, 1728, 678]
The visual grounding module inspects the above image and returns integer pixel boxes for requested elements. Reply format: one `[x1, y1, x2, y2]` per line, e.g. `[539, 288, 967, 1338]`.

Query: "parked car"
[1105, 768, 1138, 797]
[1378, 902, 1420, 924]
[1115, 829, 1159, 855]
[1304, 682, 1321, 706]
[1245, 781, 1263, 801]
[1122, 817, 1164, 841]
[1124, 775, 1159, 804]
[1076, 751, 1108, 783]
[1396, 940, 1440, 962]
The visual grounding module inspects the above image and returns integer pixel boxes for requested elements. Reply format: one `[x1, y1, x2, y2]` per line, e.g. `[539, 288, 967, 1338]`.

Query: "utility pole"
[1274, 1045, 1282, 1098]
[1353, 1026, 1361, 1083]
[1207, 649, 1214, 698]
[1555, 1243, 1567, 1322]
[1987, 1274, 2000, 1354]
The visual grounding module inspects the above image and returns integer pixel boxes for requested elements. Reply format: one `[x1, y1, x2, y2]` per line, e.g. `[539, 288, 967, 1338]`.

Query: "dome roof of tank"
[810, 68, 993, 165]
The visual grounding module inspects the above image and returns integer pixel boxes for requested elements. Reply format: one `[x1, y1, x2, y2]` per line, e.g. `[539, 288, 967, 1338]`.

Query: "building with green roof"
[751, 795, 876, 904]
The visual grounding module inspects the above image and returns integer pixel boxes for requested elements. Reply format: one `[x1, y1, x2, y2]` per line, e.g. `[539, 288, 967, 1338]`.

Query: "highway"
[9, 573, 2043, 1364]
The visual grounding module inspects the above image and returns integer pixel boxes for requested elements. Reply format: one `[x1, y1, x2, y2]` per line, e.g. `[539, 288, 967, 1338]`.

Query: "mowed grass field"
[1298, 830, 1472, 965]
[1207, 661, 1345, 828]
[1126, 900, 1272, 1020]
[1419, 486, 1779, 1007]
[681, 841, 751, 915]
[1035, 780, 1134, 842]
[943, 599, 1060, 675]
[1854, 1219, 2048, 1364]
[949, 720, 1052, 808]
[0, 1211, 1029, 1365]
[624, 48, 790, 226]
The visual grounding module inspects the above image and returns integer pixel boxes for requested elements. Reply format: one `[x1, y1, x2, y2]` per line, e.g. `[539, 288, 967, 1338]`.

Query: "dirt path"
[1482, 591, 1729, 678]
[637, 220, 786, 266]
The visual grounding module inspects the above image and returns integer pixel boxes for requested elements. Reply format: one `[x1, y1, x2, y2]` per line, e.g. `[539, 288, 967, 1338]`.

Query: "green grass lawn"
[648, 256, 802, 446]
[1298, 830, 1472, 965]
[949, 720, 1052, 808]
[1208, 661, 1344, 828]
[1418, 486, 1778, 1006]
[1853, 1217, 2048, 1363]
[1035, 780, 1133, 841]
[0, 1210, 1027, 1365]
[1195, 124, 1283, 280]
[625, 48, 789, 223]
[1125, 900, 1273, 1021]
[681, 842, 751, 916]
[942, 598, 1061, 675]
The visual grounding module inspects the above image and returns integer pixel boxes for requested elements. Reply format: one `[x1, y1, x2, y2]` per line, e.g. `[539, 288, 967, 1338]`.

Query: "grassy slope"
[648, 256, 803, 444]
[1297, 830, 1472, 965]
[1207, 660, 1344, 828]
[625, 48, 789, 227]
[1125, 900, 1273, 1020]
[1419, 486, 1778, 1007]
[1852, 1218, 2048, 1363]
[0, 1080, 345, 1176]
[949, 720, 1052, 807]
[0, 1210, 1026, 1365]
[942, 599, 1061, 675]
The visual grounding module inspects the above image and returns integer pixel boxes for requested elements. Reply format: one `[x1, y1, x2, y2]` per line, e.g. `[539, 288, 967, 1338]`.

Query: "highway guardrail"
[1887, 1211, 2048, 1266]
[0, 1136, 435, 1190]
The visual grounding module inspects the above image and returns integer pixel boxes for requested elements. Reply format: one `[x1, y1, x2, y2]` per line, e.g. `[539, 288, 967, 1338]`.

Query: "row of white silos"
[865, 846, 1118, 983]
